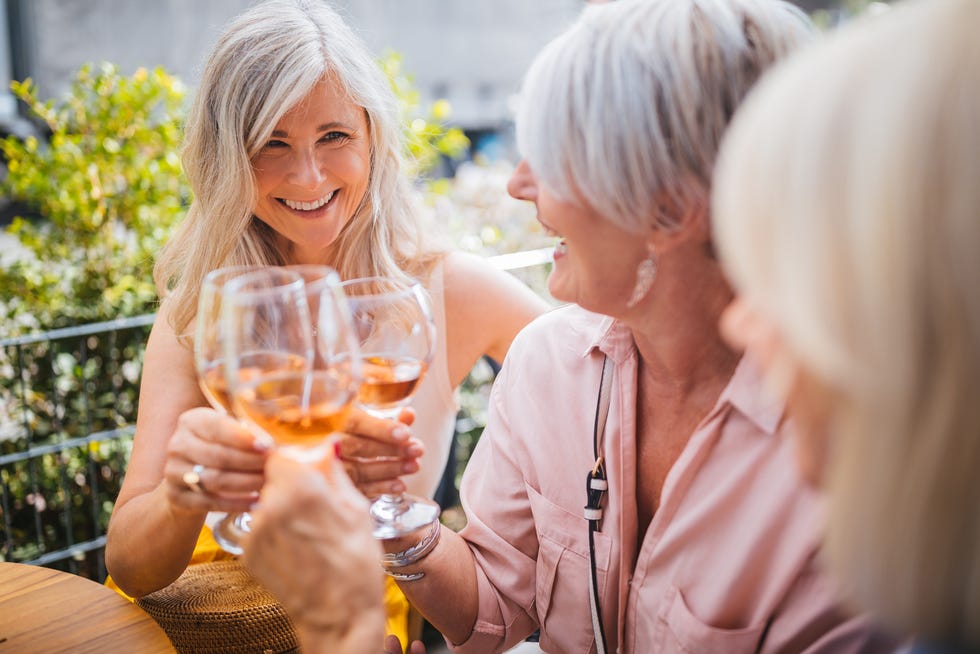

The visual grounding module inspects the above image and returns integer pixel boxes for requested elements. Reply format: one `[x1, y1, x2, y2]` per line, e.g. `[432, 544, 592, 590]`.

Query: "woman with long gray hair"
[103, 0, 547, 645]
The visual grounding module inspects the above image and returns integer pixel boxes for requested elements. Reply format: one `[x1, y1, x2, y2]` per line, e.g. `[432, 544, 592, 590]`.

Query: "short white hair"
[515, 0, 813, 233]
[714, 0, 980, 644]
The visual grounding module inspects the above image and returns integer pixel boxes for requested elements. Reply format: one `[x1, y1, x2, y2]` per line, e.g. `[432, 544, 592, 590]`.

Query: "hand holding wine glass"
[340, 277, 440, 539]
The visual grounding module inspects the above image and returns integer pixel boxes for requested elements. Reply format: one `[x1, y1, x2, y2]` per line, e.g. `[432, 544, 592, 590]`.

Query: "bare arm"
[382, 525, 481, 645]
[105, 300, 268, 597]
[387, 360, 542, 651]
[361, 255, 545, 642]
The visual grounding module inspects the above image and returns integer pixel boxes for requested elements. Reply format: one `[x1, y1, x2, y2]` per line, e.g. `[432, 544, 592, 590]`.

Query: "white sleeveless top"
[407, 259, 459, 499]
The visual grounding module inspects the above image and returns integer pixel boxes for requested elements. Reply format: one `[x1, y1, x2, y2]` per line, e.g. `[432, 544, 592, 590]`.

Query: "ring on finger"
[182, 463, 207, 494]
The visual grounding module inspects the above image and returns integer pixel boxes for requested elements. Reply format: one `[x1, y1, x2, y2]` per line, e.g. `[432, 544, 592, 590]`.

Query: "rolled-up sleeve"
[449, 362, 542, 653]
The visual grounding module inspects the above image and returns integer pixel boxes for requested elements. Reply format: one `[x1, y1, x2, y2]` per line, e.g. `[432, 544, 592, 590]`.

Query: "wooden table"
[0, 562, 176, 653]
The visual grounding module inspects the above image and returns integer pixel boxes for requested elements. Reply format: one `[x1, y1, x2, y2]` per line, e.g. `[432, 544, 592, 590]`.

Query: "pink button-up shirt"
[453, 306, 893, 653]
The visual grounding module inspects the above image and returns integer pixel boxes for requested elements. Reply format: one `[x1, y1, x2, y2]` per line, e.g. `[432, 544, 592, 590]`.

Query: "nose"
[289, 148, 326, 190]
[507, 159, 538, 201]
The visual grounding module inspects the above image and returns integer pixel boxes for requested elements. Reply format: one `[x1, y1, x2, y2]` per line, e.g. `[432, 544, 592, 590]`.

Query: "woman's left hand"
[335, 407, 424, 498]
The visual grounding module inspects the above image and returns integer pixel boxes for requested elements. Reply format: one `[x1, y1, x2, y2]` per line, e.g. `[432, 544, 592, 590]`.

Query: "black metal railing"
[0, 314, 155, 580]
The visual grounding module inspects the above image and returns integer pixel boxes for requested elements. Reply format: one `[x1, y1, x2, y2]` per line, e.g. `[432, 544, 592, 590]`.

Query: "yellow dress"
[105, 526, 410, 646]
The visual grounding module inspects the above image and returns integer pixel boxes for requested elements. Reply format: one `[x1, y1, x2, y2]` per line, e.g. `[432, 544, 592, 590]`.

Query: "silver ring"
[182, 463, 206, 494]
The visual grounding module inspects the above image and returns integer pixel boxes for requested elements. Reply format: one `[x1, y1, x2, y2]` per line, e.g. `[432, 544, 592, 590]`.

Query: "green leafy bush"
[0, 63, 188, 333]
[0, 63, 187, 574]
[381, 50, 470, 178]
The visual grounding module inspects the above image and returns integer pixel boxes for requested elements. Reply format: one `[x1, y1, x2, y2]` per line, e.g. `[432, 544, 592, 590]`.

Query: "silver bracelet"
[381, 520, 441, 579]
[386, 570, 426, 582]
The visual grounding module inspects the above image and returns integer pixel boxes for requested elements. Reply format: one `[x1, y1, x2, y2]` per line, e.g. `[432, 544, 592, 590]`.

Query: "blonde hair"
[156, 0, 438, 335]
[714, 0, 980, 644]
[515, 0, 813, 234]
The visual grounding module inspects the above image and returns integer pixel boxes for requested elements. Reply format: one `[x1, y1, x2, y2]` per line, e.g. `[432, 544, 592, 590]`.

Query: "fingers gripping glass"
[340, 277, 440, 540]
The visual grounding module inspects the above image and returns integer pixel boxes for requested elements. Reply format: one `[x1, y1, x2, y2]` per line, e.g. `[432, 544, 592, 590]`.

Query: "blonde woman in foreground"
[714, 0, 980, 651]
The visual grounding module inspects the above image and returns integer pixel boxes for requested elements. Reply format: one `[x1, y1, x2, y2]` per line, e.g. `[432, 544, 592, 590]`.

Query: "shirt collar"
[581, 313, 635, 364]
[717, 350, 785, 435]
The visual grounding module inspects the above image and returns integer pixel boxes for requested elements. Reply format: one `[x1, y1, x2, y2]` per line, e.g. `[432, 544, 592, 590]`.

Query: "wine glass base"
[211, 511, 252, 555]
[370, 494, 440, 540]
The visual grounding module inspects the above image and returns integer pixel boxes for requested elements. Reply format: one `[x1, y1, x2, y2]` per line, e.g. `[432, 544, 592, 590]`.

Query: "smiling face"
[507, 159, 649, 315]
[251, 75, 371, 264]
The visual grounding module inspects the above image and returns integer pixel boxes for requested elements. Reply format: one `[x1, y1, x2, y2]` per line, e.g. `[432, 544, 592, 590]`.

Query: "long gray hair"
[156, 0, 437, 334]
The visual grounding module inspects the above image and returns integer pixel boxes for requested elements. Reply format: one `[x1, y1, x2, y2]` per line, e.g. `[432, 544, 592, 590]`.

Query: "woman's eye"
[264, 139, 288, 149]
[322, 131, 350, 143]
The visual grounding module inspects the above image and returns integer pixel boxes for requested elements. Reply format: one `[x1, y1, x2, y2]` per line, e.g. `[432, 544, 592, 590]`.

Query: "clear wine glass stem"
[364, 406, 440, 539]
[370, 492, 440, 540]
[211, 512, 252, 555]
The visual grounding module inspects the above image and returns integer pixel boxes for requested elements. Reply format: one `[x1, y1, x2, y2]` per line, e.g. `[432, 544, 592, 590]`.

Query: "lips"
[280, 190, 336, 211]
[538, 219, 567, 257]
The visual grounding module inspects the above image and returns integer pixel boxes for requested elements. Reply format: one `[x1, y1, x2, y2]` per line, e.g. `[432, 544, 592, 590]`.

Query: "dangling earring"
[626, 252, 657, 308]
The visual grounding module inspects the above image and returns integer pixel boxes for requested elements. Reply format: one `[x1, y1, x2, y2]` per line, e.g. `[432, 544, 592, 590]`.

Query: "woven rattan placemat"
[136, 559, 298, 654]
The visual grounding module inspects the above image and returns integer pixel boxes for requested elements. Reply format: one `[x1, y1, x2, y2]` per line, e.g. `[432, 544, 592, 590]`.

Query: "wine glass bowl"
[195, 266, 258, 414]
[339, 276, 440, 539]
[343, 277, 435, 418]
[358, 356, 428, 418]
[232, 365, 353, 453]
[222, 266, 360, 464]
[193, 265, 260, 555]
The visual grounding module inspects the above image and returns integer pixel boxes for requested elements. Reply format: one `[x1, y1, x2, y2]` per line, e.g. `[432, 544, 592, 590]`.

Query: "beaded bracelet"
[380, 520, 441, 581]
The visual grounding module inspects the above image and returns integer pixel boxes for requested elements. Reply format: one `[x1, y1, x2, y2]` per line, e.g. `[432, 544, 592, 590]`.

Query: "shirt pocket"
[526, 483, 612, 652]
[657, 586, 768, 654]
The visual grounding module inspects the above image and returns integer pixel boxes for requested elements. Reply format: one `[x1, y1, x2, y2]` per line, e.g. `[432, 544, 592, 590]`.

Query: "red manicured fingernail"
[333, 440, 343, 460]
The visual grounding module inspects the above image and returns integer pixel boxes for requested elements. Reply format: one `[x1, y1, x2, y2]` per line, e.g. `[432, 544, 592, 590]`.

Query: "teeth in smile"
[555, 239, 568, 255]
[282, 191, 335, 211]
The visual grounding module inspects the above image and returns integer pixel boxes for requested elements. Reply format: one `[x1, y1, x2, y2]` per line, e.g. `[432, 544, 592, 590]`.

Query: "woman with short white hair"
[714, 0, 980, 651]
[369, 0, 893, 651]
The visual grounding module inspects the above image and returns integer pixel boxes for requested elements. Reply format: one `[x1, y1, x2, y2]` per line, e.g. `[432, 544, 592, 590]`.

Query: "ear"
[647, 191, 710, 255]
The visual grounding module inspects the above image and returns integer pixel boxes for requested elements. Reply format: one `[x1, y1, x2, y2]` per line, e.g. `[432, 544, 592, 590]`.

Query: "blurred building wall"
[10, 0, 584, 131]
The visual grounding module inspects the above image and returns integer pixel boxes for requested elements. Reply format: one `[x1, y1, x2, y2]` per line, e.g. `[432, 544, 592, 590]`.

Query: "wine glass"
[222, 267, 361, 466]
[339, 276, 440, 539]
[194, 265, 259, 555]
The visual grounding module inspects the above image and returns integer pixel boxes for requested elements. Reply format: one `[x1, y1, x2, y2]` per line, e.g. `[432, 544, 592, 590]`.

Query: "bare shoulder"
[440, 251, 549, 381]
[441, 250, 545, 312]
[145, 297, 191, 361]
[140, 298, 201, 417]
